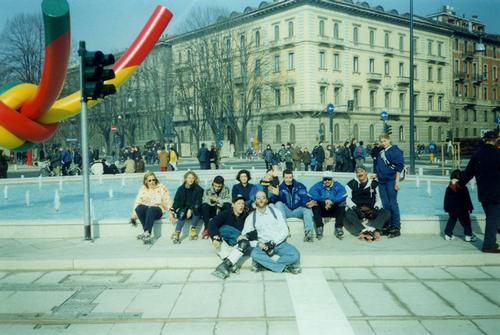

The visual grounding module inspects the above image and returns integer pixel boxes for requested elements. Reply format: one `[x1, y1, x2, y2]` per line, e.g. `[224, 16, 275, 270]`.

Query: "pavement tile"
[268, 320, 299, 335]
[5, 324, 66, 335]
[372, 267, 415, 280]
[35, 271, 81, 284]
[322, 268, 339, 280]
[225, 270, 263, 282]
[472, 319, 500, 335]
[350, 321, 375, 335]
[63, 274, 127, 284]
[122, 270, 155, 283]
[444, 267, 492, 279]
[421, 320, 484, 335]
[0, 290, 75, 313]
[425, 281, 500, 316]
[215, 321, 266, 335]
[370, 320, 431, 335]
[108, 322, 164, 335]
[262, 271, 287, 281]
[125, 284, 183, 318]
[60, 323, 114, 335]
[479, 266, 500, 278]
[219, 282, 264, 318]
[0, 271, 45, 284]
[169, 283, 222, 318]
[335, 268, 377, 280]
[329, 283, 362, 317]
[264, 282, 295, 317]
[0, 290, 15, 302]
[92, 289, 140, 313]
[344, 283, 409, 316]
[466, 280, 500, 305]
[149, 270, 190, 283]
[161, 322, 214, 335]
[386, 282, 458, 316]
[0, 272, 7, 279]
[406, 267, 454, 280]
[188, 269, 221, 282]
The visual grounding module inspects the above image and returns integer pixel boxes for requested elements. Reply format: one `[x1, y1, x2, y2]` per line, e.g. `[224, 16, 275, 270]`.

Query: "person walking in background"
[458, 131, 499, 253]
[263, 145, 274, 170]
[197, 143, 209, 169]
[158, 147, 169, 172]
[443, 170, 476, 242]
[0, 150, 8, 178]
[370, 143, 381, 173]
[169, 146, 178, 171]
[354, 141, 366, 168]
[124, 155, 136, 174]
[209, 144, 218, 169]
[135, 155, 145, 173]
[312, 142, 325, 171]
[292, 144, 302, 171]
[302, 148, 311, 171]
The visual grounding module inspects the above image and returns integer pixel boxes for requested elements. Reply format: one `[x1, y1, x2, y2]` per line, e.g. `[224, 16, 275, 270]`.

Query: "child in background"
[443, 169, 476, 242]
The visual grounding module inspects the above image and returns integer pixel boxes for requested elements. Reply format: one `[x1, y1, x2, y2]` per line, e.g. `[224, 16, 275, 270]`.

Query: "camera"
[264, 241, 276, 257]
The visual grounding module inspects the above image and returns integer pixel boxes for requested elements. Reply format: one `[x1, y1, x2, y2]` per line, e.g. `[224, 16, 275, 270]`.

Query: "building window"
[399, 62, 404, 76]
[384, 91, 391, 108]
[454, 60, 459, 73]
[493, 88, 497, 101]
[353, 56, 359, 72]
[290, 124, 296, 142]
[187, 49, 192, 63]
[240, 34, 246, 50]
[256, 90, 262, 109]
[288, 21, 294, 38]
[427, 40, 433, 55]
[437, 67, 442, 82]
[473, 128, 478, 137]
[399, 125, 404, 142]
[413, 38, 418, 53]
[288, 52, 294, 70]
[455, 128, 459, 138]
[464, 84, 468, 98]
[399, 93, 405, 112]
[333, 22, 339, 39]
[333, 53, 340, 70]
[483, 64, 488, 79]
[438, 126, 443, 142]
[274, 25, 280, 41]
[369, 58, 375, 73]
[454, 38, 458, 50]
[274, 55, 280, 72]
[255, 30, 260, 47]
[334, 87, 341, 105]
[320, 86, 327, 104]
[384, 60, 390, 75]
[288, 87, 295, 104]
[483, 87, 488, 100]
[438, 96, 442, 112]
[319, 20, 325, 36]
[178, 51, 182, 63]
[428, 66, 433, 81]
[438, 42, 443, 57]
[334, 123, 340, 141]
[319, 51, 326, 69]
[464, 128, 469, 137]
[428, 95, 433, 111]
[369, 124, 375, 141]
[399, 35, 404, 51]
[413, 65, 418, 79]
[369, 90, 376, 109]
[493, 66, 497, 80]
[384, 32, 389, 48]
[484, 110, 488, 122]
[353, 26, 359, 43]
[413, 94, 419, 111]
[255, 60, 261, 75]
[353, 89, 360, 108]
[473, 110, 477, 121]
[464, 110, 468, 122]
[414, 126, 418, 141]
[275, 124, 281, 143]
[455, 109, 460, 121]
[274, 88, 281, 106]
[369, 30, 375, 47]
[428, 126, 433, 141]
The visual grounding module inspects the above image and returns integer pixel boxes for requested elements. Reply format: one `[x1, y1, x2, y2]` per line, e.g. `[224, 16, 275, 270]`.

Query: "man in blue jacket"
[270, 169, 316, 242]
[309, 171, 347, 240]
[375, 134, 405, 238]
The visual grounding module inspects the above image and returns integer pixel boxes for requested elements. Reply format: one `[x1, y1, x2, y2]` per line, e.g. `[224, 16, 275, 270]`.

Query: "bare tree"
[0, 13, 43, 85]
[176, 6, 230, 33]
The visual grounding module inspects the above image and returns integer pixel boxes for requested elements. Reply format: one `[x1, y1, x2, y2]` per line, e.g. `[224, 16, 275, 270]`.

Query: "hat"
[355, 165, 368, 172]
[483, 131, 497, 140]
[322, 171, 334, 179]
[232, 194, 246, 203]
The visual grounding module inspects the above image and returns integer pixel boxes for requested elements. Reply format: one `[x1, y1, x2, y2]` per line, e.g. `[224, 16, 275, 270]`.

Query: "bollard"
[54, 190, 61, 212]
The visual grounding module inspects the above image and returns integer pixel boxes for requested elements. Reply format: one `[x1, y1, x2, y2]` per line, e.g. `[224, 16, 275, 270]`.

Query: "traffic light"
[79, 41, 116, 101]
[383, 123, 392, 135]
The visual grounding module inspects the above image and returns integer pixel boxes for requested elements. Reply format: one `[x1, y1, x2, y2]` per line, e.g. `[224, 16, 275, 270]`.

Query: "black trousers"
[135, 205, 163, 234]
[344, 208, 391, 234]
[312, 202, 345, 228]
[201, 202, 231, 229]
[444, 212, 472, 237]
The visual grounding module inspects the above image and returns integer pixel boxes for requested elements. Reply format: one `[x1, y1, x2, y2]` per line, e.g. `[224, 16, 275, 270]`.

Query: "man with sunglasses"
[309, 171, 347, 240]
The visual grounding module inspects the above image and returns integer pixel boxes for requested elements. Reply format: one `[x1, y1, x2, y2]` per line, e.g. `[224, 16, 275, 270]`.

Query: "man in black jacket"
[458, 131, 500, 253]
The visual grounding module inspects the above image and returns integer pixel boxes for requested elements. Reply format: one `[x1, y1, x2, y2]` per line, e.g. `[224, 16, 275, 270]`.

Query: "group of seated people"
[130, 166, 392, 279]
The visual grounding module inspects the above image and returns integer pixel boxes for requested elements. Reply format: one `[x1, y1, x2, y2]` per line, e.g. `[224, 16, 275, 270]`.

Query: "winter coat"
[312, 146, 325, 163]
[264, 149, 274, 162]
[375, 145, 405, 183]
[208, 209, 248, 239]
[203, 185, 231, 207]
[271, 179, 310, 210]
[302, 151, 312, 164]
[444, 184, 473, 215]
[309, 181, 347, 204]
[173, 183, 204, 216]
[231, 183, 258, 207]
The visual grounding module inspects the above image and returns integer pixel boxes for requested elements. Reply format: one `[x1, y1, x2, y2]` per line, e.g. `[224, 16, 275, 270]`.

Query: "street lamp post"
[327, 103, 335, 151]
[409, 0, 416, 175]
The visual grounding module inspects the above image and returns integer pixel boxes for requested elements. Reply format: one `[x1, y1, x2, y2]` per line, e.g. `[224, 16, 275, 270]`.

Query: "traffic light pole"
[409, 0, 416, 175]
[329, 114, 334, 153]
[79, 41, 92, 241]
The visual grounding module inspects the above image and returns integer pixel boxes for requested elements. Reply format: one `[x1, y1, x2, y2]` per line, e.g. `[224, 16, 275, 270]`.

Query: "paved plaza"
[0, 234, 499, 334]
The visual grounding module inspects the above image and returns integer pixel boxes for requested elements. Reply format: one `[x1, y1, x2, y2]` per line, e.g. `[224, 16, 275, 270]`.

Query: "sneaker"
[387, 228, 401, 238]
[189, 226, 198, 240]
[251, 261, 265, 273]
[136, 232, 146, 240]
[381, 226, 390, 236]
[303, 230, 314, 242]
[315, 226, 324, 240]
[444, 234, 455, 241]
[283, 264, 302, 275]
[143, 233, 154, 245]
[465, 235, 477, 242]
[212, 259, 232, 279]
[172, 231, 181, 244]
[202, 228, 209, 239]
[334, 227, 344, 240]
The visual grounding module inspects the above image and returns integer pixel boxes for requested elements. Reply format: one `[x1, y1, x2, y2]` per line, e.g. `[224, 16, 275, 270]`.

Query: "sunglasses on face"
[147, 179, 157, 183]
[323, 178, 333, 181]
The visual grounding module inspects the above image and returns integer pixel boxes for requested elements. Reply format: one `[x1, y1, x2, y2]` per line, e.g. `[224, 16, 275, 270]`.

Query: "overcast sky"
[0, 0, 498, 52]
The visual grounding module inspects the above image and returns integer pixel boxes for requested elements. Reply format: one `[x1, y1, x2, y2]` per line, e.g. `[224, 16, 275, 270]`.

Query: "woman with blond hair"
[131, 172, 172, 244]
[171, 171, 204, 243]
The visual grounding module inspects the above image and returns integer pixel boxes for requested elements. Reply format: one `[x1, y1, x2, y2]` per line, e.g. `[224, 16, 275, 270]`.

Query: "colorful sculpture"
[0, 0, 172, 150]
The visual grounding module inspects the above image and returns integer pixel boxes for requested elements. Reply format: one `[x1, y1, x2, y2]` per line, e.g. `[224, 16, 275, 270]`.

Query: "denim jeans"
[251, 241, 300, 273]
[378, 180, 401, 229]
[175, 215, 200, 232]
[275, 202, 314, 232]
[218, 225, 242, 247]
[135, 205, 163, 234]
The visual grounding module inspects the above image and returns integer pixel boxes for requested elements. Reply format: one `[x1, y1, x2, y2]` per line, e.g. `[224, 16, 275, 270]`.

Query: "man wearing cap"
[344, 165, 391, 241]
[209, 195, 252, 279]
[309, 171, 347, 239]
[458, 131, 500, 253]
[201, 176, 232, 239]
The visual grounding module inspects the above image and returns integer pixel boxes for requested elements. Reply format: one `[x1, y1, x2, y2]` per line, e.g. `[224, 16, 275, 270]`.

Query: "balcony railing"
[453, 72, 466, 81]
[472, 73, 487, 84]
[396, 76, 410, 85]
[367, 72, 382, 82]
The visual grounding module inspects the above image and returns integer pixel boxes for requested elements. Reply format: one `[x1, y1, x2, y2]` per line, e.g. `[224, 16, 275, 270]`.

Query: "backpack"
[252, 206, 278, 229]
[356, 146, 363, 158]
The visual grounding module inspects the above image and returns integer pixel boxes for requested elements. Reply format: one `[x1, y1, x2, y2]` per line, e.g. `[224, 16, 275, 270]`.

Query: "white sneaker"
[465, 235, 477, 242]
[444, 234, 454, 241]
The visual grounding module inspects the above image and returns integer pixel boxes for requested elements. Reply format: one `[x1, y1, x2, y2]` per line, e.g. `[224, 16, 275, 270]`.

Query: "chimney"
[471, 15, 478, 21]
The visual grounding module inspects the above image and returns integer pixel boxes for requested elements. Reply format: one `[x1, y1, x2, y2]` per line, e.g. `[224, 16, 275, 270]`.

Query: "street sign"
[380, 111, 388, 121]
[66, 138, 78, 142]
[111, 125, 117, 132]
[327, 103, 335, 115]
[496, 116, 500, 124]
